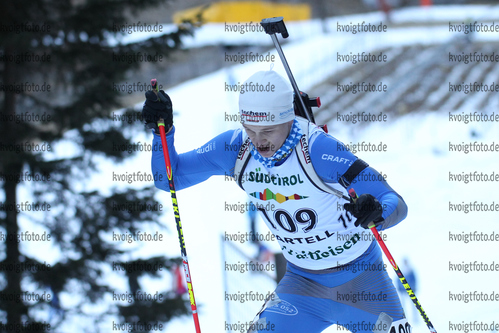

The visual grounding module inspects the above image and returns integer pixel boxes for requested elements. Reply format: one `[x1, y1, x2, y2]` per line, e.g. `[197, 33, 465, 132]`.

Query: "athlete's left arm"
[309, 132, 408, 230]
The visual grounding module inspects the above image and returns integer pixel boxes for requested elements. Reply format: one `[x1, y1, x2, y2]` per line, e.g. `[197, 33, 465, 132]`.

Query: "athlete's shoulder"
[306, 129, 357, 182]
[227, 128, 244, 145]
[309, 130, 355, 163]
[221, 128, 244, 152]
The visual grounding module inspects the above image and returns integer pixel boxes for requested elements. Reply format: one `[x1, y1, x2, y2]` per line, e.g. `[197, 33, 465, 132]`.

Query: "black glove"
[142, 89, 173, 134]
[344, 193, 384, 229]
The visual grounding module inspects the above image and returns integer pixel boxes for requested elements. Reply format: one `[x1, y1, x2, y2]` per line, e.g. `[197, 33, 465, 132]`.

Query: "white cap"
[239, 70, 295, 125]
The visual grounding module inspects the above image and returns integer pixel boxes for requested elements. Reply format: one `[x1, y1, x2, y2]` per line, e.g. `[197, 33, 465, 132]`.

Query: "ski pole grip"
[151, 79, 168, 129]
[151, 78, 158, 91]
[151, 78, 168, 103]
[261, 17, 289, 38]
[348, 188, 358, 202]
[349, 188, 378, 229]
[157, 117, 165, 128]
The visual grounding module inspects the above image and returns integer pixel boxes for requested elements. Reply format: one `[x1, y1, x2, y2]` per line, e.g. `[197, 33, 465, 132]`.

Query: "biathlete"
[143, 70, 410, 333]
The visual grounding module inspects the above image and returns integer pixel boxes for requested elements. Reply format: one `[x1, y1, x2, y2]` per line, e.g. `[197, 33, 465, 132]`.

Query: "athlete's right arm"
[151, 127, 243, 191]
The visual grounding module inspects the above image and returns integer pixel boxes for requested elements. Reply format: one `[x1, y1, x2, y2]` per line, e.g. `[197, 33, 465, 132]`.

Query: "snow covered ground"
[16, 3, 499, 333]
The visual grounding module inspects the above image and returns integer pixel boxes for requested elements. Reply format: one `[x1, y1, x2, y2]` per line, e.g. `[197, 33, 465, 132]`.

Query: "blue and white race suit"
[151, 119, 410, 333]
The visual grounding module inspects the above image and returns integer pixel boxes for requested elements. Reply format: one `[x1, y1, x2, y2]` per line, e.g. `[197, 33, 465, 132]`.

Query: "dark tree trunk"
[2, 44, 27, 327]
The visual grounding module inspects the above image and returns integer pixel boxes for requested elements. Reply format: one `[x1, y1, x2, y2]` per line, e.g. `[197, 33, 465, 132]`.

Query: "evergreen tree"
[0, 1, 196, 331]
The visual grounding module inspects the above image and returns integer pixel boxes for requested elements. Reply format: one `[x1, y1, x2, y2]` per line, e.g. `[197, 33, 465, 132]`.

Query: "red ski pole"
[151, 79, 201, 333]
[348, 188, 437, 333]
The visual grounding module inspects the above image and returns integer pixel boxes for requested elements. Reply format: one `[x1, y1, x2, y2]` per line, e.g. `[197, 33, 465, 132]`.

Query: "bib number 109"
[257, 207, 318, 233]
